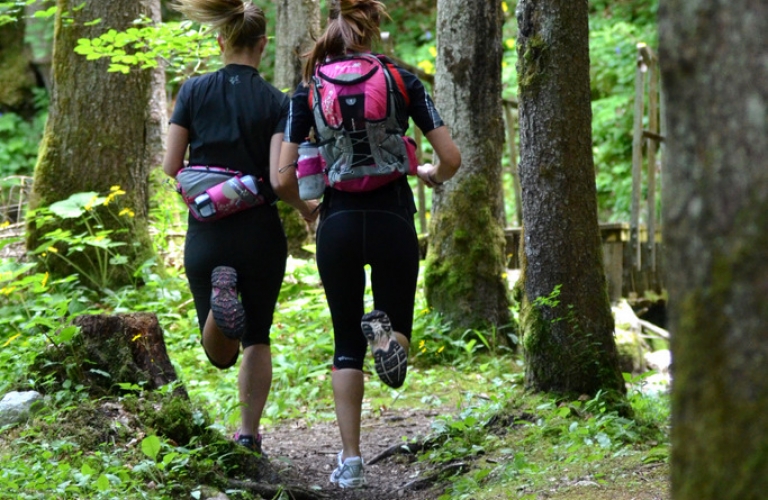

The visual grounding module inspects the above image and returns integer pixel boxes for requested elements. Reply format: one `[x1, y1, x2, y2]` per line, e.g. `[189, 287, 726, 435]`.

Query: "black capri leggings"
[316, 208, 420, 371]
[185, 206, 287, 354]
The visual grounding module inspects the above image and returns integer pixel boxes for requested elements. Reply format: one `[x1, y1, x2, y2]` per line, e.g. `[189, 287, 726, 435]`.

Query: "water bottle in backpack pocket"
[296, 141, 327, 200]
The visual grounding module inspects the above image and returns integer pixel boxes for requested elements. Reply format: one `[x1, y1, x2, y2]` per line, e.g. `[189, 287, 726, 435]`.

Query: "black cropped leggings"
[316, 208, 420, 371]
[184, 206, 287, 366]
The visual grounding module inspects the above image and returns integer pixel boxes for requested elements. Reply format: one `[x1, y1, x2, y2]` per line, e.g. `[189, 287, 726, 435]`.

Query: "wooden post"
[503, 100, 522, 227]
[645, 45, 659, 273]
[631, 43, 648, 272]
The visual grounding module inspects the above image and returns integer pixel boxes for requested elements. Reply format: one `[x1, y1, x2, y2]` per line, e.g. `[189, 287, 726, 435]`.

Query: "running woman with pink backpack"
[274, 0, 461, 489]
[162, 0, 318, 457]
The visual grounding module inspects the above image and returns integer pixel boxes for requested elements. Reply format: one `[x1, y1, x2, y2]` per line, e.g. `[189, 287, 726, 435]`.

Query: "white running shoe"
[329, 452, 365, 489]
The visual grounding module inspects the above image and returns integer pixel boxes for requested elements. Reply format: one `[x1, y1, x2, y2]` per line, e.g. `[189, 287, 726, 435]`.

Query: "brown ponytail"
[302, 0, 388, 82]
[173, 0, 266, 51]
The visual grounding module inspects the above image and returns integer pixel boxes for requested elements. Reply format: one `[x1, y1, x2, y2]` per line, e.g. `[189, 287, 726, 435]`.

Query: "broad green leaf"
[48, 192, 100, 218]
[141, 434, 161, 461]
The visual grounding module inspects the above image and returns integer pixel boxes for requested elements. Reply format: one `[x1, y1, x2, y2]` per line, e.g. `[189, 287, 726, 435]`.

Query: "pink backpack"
[309, 54, 417, 192]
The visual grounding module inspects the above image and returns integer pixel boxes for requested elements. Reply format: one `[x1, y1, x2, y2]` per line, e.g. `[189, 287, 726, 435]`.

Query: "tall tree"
[274, 0, 320, 93]
[0, 7, 38, 116]
[659, 1, 768, 498]
[427, 0, 510, 336]
[515, 0, 624, 395]
[273, 0, 321, 256]
[27, 0, 166, 287]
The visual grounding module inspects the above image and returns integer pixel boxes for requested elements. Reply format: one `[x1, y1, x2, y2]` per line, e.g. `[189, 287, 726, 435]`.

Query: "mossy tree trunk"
[515, 0, 624, 396]
[427, 0, 511, 337]
[273, 0, 321, 257]
[27, 0, 166, 288]
[0, 9, 39, 116]
[659, 1, 768, 498]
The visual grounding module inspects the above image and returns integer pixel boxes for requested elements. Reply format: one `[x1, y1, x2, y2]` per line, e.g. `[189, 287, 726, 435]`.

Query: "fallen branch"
[367, 440, 427, 465]
[638, 318, 670, 340]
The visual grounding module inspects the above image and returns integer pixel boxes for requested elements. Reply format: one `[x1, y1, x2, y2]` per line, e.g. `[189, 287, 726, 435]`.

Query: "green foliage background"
[0, 2, 669, 498]
[1, 0, 658, 223]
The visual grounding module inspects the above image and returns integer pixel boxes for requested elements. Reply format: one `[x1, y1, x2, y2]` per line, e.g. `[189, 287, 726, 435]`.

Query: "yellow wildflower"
[47, 246, 58, 253]
[119, 208, 135, 218]
[41, 272, 49, 287]
[417, 59, 435, 75]
[438, 346, 445, 353]
[505, 38, 515, 49]
[502, 2, 508, 13]
[2, 333, 21, 348]
[0, 221, 9, 228]
[428, 46, 437, 58]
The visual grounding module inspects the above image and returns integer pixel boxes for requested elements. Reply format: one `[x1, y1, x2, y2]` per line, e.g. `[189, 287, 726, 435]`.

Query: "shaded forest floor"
[257, 399, 670, 500]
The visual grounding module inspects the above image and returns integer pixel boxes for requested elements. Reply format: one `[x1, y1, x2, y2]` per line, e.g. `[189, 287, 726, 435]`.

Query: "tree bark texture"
[515, 0, 623, 395]
[274, 0, 321, 256]
[427, 0, 510, 335]
[659, 1, 768, 498]
[274, 0, 321, 92]
[0, 11, 39, 115]
[27, 0, 166, 287]
[32, 313, 187, 398]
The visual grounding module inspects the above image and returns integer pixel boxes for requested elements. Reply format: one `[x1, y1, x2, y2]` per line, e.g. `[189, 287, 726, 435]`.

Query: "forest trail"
[264, 406, 441, 500]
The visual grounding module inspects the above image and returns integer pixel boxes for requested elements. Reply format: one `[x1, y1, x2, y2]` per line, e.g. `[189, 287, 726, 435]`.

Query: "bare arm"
[273, 140, 319, 222]
[162, 123, 189, 177]
[416, 125, 462, 187]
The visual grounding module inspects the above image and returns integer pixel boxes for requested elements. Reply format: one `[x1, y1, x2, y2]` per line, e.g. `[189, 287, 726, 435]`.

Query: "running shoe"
[233, 431, 266, 457]
[361, 310, 408, 388]
[329, 452, 365, 489]
[210, 266, 246, 340]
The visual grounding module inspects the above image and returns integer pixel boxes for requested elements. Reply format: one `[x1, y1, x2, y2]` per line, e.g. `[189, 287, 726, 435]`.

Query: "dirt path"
[265, 407, 443, 500]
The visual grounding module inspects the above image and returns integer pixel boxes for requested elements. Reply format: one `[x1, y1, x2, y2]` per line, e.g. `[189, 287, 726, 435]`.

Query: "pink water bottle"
[297, 141, 326, 200]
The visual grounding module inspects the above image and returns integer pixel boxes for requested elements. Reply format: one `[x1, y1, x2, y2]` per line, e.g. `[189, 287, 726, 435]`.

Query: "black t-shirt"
[171, 64, 289, 180]
[284, 57, 445, 213]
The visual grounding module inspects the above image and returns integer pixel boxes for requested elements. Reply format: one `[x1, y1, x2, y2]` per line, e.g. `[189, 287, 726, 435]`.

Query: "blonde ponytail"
[303, 0, 388, 82]
[173, 0, 266, 50]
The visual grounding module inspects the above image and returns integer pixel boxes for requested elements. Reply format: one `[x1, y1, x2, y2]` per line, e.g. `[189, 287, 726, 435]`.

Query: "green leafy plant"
[30, 187, 142, 291]
[0, 110, 46, 178]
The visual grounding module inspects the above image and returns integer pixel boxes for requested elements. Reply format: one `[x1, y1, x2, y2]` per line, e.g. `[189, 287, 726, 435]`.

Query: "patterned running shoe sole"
[211, 266, 246, 340]
[361, 310, 408, 389]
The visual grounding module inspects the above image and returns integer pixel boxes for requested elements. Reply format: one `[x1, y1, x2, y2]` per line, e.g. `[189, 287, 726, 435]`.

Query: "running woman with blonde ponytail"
[163, 0, 318, 456]
[275, 0, 461, 488]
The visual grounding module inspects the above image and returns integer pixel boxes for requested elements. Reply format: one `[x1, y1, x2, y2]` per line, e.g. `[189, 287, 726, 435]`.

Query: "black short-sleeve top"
[284, 56, 445, 213]
[171, 64, 289, 179]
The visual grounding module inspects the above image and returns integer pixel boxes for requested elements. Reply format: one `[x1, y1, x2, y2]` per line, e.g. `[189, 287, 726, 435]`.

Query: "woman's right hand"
[417, 163, 443, 188]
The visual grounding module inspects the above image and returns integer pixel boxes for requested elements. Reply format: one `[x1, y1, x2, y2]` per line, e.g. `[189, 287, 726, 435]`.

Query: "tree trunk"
[274, 0, 320, 92]
[25, 0, 55, 94]
[0, 9, 39, 116]
[32, 313, 187, 398]
[27, 0, 166, 288]
[515, 0, 624, 396]
[659, 1, 768, 498]
[427, 0, 510, 338]
[273, 0, 321, 257]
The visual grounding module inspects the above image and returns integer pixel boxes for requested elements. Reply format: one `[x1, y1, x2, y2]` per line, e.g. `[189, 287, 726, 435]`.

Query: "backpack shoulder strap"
[376, 54, 410, 108]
